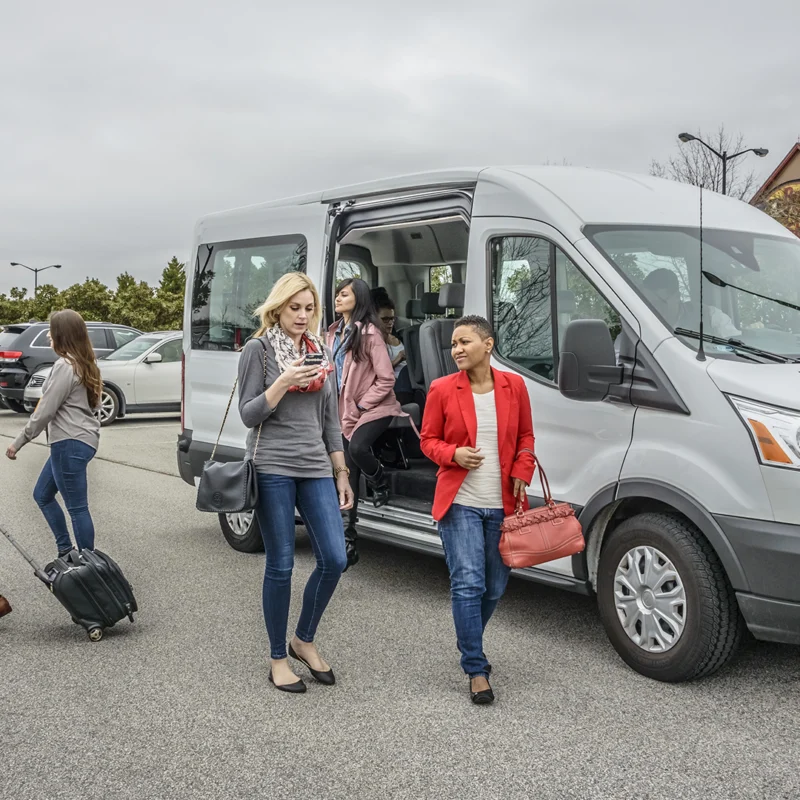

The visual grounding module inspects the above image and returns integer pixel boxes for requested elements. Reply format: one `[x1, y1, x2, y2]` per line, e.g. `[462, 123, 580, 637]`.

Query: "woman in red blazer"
[420, 315, 535, 705]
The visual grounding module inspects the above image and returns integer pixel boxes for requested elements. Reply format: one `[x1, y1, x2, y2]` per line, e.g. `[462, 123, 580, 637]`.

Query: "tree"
[756, 184, 800, 237]
[28, 284, 65, 321]
[109, 272, 159, 331]
[650, 126, 759, 200]
[154, 257, 186, 330]
[60, 278, 114, 321]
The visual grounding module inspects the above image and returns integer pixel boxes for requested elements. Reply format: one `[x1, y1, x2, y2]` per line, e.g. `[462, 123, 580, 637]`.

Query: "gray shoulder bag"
[196, 341, 267, 513]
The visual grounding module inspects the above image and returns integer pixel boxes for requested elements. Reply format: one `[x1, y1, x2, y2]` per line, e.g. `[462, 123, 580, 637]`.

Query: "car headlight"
[729, 396, 800, 469]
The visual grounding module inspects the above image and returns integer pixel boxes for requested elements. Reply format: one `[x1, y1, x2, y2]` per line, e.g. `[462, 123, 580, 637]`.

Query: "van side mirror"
[144, 352, 163, 364]
[558, 320, 623, 402]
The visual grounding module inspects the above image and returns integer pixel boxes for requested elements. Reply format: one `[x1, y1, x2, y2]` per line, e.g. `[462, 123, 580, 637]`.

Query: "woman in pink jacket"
[327, 278, 404, 568]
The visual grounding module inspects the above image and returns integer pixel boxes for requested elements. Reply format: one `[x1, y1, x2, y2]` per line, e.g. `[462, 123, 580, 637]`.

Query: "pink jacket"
[326, 321, 404, 440]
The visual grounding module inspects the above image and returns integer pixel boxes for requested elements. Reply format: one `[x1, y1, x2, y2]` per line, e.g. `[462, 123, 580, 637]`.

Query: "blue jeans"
[438, 504, 511, 679]
[33, 439, 97, 553]
[255, 474, 348, 660]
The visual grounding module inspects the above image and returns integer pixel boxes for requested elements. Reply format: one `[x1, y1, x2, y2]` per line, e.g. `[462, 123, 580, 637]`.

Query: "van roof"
[197, 166, 792, 238]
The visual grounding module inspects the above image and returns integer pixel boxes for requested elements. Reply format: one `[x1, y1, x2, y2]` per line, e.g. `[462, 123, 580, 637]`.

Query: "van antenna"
[696, 185, 706, 362]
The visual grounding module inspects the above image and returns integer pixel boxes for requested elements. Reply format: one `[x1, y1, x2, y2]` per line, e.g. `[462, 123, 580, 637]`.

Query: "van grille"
[29, 375, 46, 388]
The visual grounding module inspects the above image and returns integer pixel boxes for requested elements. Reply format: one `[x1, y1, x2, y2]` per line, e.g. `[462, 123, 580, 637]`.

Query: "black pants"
[342, 416, 394, 527]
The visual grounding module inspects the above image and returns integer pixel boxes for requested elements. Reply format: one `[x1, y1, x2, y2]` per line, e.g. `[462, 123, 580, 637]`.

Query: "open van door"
[181, 201, 330, 480]
[465, 217, 640, 581]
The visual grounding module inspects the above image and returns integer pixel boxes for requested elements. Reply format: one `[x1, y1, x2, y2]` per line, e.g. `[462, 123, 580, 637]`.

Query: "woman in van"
[327, 278, 404, 569]
[5, 310, 102, 557]
[420, 315, 535, 706]
[370, 287, 414, 405]
[238, 273, 353, 694]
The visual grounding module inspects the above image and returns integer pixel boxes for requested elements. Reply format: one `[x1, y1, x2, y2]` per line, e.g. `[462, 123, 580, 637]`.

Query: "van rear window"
[190, 235, 307, 351]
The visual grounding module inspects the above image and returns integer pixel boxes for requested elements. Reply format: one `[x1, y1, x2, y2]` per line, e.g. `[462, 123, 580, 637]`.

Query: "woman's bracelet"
[334, 465, 350, 478]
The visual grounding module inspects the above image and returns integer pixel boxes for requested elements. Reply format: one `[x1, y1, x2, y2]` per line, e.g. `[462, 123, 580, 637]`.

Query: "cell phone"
[304, 352, 324, 367]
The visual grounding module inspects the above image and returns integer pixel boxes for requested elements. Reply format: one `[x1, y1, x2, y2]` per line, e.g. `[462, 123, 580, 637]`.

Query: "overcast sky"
[1, 0, 797, 295]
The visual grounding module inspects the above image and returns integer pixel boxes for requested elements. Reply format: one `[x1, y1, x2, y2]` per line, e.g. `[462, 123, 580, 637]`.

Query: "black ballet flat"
[268, 670, 307, 694]
[470, 678, 495, 705]
[289, 644, 336, 686]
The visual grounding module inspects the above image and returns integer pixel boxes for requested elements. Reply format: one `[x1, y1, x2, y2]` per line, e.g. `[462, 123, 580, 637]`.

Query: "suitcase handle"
[0, 525, 52, 585]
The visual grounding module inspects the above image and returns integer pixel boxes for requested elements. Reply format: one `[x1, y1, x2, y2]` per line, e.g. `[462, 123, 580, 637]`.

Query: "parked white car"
[24, 331, 182, 425]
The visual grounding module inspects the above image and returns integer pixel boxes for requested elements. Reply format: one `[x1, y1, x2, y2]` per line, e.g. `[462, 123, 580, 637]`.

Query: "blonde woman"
[238, 273, 353, 694]
[5, 310, 102, 557]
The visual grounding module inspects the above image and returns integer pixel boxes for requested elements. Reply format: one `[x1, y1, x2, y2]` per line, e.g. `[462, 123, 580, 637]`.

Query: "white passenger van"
[179, 166, 800, 682]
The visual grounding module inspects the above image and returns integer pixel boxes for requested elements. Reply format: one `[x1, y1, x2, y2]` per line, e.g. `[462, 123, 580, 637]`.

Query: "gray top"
[13, 358, 101, 452]
[237, 337, 343, 478]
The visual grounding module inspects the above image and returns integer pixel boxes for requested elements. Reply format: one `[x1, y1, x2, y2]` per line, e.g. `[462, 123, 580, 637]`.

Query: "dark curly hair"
[453, 315, 493, 340]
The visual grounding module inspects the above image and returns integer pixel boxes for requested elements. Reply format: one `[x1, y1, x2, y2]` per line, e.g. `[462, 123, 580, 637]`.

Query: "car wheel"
[96, 388, 119, 426]
[5, 398, 29, 414]
[597, 512, 744, 683]
[218, 511, 263, 553]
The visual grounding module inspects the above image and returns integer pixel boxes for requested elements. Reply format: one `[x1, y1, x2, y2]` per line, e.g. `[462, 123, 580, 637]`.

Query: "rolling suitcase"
[0, 526, 137, 641]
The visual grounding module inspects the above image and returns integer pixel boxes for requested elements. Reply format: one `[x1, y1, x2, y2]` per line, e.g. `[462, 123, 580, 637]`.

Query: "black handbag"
[196, 342, 267, 514]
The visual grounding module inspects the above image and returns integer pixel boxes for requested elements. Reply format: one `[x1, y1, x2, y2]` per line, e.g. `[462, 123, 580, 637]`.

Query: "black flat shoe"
[288, 644, 336, 685]
[470, 679, 495, 705]
[342, 526, 359, 572]
[268, 670, 306, 693]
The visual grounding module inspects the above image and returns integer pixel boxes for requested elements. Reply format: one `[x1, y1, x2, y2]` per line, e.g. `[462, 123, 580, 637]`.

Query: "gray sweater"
[13, 358, 101, 452]
[237, 337, 343, 478]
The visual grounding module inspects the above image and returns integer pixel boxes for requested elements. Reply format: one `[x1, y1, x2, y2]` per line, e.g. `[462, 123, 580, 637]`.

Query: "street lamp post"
[9, 262, 62, 295]
[677, 133, 769, 196]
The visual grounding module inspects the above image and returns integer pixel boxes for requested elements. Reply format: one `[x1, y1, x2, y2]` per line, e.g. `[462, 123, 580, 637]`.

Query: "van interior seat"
[399, 296, 433, 392]
[419, 283, 465, 389]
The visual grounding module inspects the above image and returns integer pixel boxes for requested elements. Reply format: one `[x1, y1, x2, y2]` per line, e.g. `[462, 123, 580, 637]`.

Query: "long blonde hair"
[253, 272, 322, 338]
[49, 309, 103, 409]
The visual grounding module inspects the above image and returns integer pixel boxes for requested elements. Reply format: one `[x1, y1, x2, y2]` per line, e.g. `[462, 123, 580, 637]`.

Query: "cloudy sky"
[1, 0, 797, 295]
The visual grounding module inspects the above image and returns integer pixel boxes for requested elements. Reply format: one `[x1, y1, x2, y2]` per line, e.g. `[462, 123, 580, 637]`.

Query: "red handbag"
[499, 456, 585, 569]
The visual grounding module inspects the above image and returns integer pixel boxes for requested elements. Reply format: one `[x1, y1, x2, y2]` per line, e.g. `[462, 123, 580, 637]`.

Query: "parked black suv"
[0, 322, 142, 413]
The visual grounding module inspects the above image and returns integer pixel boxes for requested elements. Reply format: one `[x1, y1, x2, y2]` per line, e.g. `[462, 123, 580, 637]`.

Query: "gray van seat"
[439, 282, 465, 313]
[399, 297, 429, 392]
[421, 292, 442, 316]
[419, 284, 465, 389]
[405, 298, 423, 321]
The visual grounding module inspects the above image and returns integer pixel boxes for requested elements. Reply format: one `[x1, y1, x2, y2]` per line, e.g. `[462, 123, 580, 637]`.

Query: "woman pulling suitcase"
[5, 309, 102, 558]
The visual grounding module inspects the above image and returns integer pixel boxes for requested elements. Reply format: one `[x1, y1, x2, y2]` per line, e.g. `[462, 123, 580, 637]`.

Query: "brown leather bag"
[499, 455, 585, 569]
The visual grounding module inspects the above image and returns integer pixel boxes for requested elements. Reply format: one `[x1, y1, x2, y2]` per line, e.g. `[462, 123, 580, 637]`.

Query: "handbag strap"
[210, 341, 268, 461]
[515, 449, 554, 508]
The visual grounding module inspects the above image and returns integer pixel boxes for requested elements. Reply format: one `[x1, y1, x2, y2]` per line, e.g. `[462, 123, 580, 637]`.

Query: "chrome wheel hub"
[226, 511, 254, 537]
[613, 545, 686, 653]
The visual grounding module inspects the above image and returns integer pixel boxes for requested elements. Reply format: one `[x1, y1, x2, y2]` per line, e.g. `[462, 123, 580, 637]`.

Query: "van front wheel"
[218, 511, 263, 553]
[597, 512, 743, 682]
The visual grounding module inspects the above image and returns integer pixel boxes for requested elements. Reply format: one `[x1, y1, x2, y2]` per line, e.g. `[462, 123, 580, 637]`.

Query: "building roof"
[751, 142, 800, 203]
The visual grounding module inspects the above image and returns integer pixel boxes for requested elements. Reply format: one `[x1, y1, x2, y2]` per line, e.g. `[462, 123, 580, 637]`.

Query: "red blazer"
[420, 368, 536, 521]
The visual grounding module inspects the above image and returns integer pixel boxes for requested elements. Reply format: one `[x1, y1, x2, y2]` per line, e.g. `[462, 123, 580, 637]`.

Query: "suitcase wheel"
[87, 627, 104, 642]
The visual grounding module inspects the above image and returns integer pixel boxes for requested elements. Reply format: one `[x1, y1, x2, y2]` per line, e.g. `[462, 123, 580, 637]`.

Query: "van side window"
[491, 236, 621, 382]
[492, 237, 554, 380]
[336, 261, 362, 282]
[191, 235, 306, 351]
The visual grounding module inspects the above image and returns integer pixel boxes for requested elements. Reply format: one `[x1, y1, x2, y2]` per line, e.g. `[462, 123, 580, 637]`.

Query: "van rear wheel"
[218, 511, 263, 553]
[597, 512, 743, 682]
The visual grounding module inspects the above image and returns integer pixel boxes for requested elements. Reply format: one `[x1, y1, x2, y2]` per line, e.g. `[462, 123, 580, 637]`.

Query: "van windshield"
[585, 225, 800, 360]
[190, 235, 307, 351]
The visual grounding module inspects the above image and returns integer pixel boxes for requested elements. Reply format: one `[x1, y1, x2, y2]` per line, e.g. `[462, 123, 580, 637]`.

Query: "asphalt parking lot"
[1, 409, 799, 800]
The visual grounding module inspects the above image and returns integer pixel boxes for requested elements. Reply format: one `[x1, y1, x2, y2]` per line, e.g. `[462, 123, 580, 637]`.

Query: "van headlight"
[729, 396, 800, 469]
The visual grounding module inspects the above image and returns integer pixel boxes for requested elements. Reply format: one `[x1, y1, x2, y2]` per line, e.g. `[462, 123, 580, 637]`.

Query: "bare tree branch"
[650, 125, 760, 200]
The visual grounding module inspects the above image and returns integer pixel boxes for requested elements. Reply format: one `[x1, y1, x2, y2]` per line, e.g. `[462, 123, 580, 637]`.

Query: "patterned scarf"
[265, 324, 332, 393]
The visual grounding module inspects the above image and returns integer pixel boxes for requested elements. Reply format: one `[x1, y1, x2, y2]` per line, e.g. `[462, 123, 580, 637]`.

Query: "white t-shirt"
[454, 390, 504, 509]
